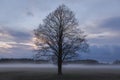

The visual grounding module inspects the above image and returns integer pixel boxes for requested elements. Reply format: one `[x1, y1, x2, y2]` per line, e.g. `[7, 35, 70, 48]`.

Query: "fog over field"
[0, 63, 120, 68]
[0, 64, 120, 80]
[0, 64, 120, 71]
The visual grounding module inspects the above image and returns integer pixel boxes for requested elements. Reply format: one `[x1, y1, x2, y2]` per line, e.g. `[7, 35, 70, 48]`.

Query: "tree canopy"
[34, 4, 88, 75]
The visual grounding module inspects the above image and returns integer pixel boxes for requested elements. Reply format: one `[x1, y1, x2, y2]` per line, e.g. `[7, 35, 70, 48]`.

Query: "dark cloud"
[26, 11, 34, 17]
[10, 30, 32, 42]
[81, 45, 120, 63]
[88, 36, 120, 46]
[100, 17, 120, 31]
[86, 16, 120, 46]
[0, 26, 32, 42]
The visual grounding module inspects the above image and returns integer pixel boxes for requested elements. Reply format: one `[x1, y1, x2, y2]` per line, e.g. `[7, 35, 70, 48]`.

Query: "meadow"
[0, 64, 120, 80]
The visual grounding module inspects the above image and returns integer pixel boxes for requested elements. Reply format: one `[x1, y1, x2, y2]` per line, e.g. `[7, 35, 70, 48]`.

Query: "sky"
[0, 0, 120, 62]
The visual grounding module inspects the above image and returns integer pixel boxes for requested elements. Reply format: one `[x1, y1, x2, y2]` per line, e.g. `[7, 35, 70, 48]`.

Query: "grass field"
[0, 64, 120, 80]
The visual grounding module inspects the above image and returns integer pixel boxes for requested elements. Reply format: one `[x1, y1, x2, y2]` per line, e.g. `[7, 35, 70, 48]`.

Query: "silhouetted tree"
[34, 4, 88, 75]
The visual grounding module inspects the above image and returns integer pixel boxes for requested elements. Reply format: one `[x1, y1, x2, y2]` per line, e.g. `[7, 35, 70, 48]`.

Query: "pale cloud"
[0, 32, 11, 38]
[0, 41, 35, 49]
[87, 32, 118, 39]
[0, 27, 14, 41]
[0, 40, 35, 55]
[0, 42, 13, 49]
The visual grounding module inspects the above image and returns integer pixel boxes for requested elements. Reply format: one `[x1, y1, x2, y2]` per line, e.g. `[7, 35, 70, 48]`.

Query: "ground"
[0, 64, 120, 80]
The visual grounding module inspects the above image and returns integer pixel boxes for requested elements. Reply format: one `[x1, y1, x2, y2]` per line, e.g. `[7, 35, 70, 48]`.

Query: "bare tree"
[34, 4, 88, 75]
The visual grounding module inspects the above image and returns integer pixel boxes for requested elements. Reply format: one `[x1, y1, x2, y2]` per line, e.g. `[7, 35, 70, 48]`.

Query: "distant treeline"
[113, 60, 120, 64]
[0, 58, 48, 63]
[0, 58, 100, 64]
[64, 59, 99, 64]
[1, 58, 120, 64]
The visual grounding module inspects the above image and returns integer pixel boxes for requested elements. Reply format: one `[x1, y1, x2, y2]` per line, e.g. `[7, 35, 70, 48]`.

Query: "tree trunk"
[58, 56, 62, 75]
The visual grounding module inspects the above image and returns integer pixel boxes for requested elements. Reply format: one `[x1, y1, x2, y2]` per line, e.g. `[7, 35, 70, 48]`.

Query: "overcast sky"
[0, 0, 120, 62]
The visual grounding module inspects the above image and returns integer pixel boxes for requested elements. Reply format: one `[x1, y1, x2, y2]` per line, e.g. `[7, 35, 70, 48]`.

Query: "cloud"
[10, 30, 32, 42]
[99, 17, 120, 31]
[0, 41, 35, 57]
[87, 32, 118, 39]
[0, 26, 35, 55]
[81, 45, 120, 62]
[0, 42, 13, 49]
[26, 11, 34, 17]
[0, 26, 32, 42]
[80, 16, 120, 46]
